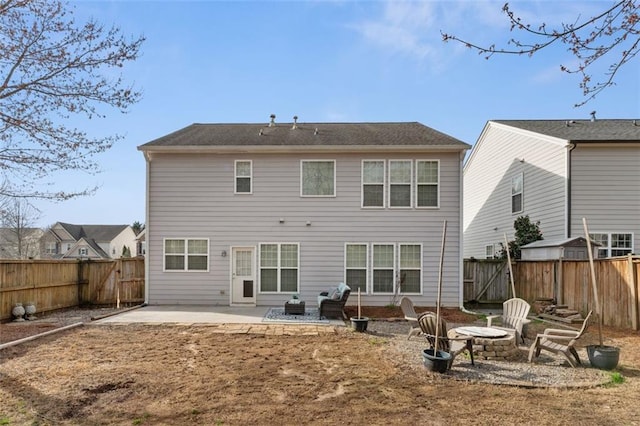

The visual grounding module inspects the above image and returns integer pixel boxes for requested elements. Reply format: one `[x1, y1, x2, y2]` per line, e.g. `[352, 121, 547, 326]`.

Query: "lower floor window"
[591, 233, 634, 258]
[164, 239, 209, 271]
[259, 243, 299, 293]
[347, 243, 422, 294]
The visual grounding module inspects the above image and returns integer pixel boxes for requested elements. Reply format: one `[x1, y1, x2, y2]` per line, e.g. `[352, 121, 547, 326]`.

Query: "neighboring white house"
[138, 118, 470, 307]
[464, 118, 640, 259]
[40, 222, 138, 259]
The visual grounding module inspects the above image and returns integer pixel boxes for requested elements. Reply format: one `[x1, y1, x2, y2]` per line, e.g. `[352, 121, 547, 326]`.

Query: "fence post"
[629, 254, 638, 331]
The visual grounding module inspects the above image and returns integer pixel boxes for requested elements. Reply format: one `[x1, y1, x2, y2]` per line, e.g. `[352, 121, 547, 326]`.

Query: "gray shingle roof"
[493, 119, 640, 142]
[58, 223, 129, 242]
[138, 122, 470, 150]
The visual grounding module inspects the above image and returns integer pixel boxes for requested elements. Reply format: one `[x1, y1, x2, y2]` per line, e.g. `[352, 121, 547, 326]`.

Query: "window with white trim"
[345, 243, 368, 293]
[416, 160, 439, 208]
[372, 244, 395, 293]
[590, 233, 633, 257]
[301, 160, 335, 197]
[46, 242, 57, 254]
[259, 243, 299, 292]
[485, 244, 496, 259]
[399, 244, 421, 293]
[164, 239, 209, 271]
[79, 247, 88, 256]
[511, 173, 523, 213]
[235, 160, 252, 194]
[362, 160, 385, 207]
[389, 160, 412, 208]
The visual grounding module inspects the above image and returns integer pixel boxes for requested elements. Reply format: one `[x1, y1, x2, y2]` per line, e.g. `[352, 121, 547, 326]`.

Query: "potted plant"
[422, 220, 452, 373]
[350, 288, 369, 332]
[583, 218, 620, 370]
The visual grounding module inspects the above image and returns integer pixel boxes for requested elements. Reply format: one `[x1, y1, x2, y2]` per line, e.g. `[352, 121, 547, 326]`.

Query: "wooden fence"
[0, 258, 145, 321]
[464, 255, 640, 330]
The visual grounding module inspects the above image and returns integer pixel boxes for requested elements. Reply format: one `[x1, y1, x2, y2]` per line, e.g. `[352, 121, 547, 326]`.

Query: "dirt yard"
[1, 307, 640, 425]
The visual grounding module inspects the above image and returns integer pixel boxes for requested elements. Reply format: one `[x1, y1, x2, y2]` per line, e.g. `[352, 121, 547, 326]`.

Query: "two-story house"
[464, 118, 640, 259]
[41, 222, 138, 259]
[138, 118, 470, 307]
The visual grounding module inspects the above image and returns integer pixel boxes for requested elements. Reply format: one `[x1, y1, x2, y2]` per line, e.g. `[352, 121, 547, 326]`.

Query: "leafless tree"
[442, 1, 639, 106]
[0, 0, 145, 199]
[0, 197, 42, 258]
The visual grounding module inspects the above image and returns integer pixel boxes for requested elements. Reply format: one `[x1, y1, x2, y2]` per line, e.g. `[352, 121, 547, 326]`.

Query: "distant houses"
[39, 222, 139, 260]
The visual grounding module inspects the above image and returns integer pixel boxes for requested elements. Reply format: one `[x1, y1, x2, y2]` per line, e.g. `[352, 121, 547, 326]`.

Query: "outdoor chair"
[486, 297, 531, 344]
[400, 297, 421, 340]
[418, 312, 474, 369]
[528, 310, 593, 368]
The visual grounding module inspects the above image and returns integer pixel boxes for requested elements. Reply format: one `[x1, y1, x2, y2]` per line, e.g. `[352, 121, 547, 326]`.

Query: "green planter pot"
[422, 349, 452, 373]
[587, 345, 620, 370]
[351, 317, 369, 332]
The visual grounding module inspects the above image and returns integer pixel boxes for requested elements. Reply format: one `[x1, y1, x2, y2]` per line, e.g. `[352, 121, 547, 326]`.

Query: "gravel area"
[367, 319, 612, 388]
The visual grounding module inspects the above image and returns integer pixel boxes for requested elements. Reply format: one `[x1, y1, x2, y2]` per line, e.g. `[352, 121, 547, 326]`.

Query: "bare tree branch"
[442, 1, 639, 106]
[0, 0, 144, 200]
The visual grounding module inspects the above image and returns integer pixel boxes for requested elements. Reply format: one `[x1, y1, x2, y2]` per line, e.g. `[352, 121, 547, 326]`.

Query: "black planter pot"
[587, 345, 620, 370]
[351, 317, 369, 332]
[422, 349, 452, 373]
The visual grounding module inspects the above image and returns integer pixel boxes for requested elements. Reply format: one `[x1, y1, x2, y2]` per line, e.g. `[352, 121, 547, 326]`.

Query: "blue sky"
[31, 0, 640, 227]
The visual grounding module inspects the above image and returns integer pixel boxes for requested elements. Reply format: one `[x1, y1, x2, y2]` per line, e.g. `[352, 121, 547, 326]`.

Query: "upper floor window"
[416, 160, 439, 208]
[511, 173, 523, 214]
[164, 238, 209, 271]
[485, 244, 496, 259]
[79, 247, 88, 256]
[301, 160, 335, 197]
[362, 160, 385, 207]
[45, 242, 57, 254]
[235, 160, 252, 194]
[389, 160, 412, 208]
[590, 233, 633, 257]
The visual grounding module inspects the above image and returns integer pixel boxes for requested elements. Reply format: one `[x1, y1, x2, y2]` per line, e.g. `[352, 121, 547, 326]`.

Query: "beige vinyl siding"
[146, 151, 463, 307]
[570, 146, 640, 253]
[464, 123, 568, 258]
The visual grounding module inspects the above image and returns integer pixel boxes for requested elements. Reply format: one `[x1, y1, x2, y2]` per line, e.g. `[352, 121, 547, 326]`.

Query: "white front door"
[231, 247, 256, 305]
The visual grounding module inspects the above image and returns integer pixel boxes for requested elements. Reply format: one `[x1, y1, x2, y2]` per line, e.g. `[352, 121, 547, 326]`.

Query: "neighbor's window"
[362, 160, 385, 207]
[611, 234, 633, 256]
[79, 247, 89, 256]
[511, 173, 523, 214]
[416, 160, 439, 208]
[235, 160, 252, 194]
[46, 242, 57, 254]
[164, 239, 209, 271]
[259, 243, 299, 293]
[301, 160, 335, 196]
[389, 160, 412, 208]
[372, 244, 395, 293]
[345, 243, 368, 294]
[591, 233, 633, 257]
[485, 244, 496, 259]
[399, 244, 421, 293]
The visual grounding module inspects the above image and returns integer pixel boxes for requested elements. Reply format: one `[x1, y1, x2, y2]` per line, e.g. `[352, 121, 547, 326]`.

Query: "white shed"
[520, 237, 599, 261]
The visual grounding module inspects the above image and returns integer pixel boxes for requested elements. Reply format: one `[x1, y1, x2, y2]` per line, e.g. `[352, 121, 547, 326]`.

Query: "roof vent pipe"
[590, 111, 596, 122]
[269, 114, 276, 127]
[292, 115, 298, 129]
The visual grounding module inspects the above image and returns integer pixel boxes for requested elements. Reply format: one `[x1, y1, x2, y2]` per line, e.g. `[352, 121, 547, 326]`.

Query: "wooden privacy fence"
[0, 258, 145, 321]
[464, 255, 640, 330]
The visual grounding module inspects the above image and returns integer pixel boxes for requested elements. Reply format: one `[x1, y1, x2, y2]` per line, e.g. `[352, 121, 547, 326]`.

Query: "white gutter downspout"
[143, 151, 150, 305]
[458, 150, 466, 311]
